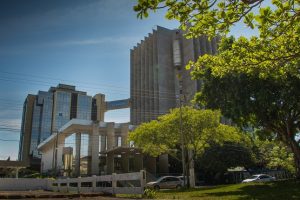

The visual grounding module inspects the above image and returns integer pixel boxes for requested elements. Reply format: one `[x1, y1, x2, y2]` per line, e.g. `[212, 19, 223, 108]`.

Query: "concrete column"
[121, 124, 128, 147]
[153, 30, 159, 119]
[144, 37, 149, 122]
[94, 94, 105, 121]
[56, 134, 65, 172]
[134, 153, 143, 171]
[121, 154, 129, 173]
[15, 168, 19, 179]
[148, 33, 154, 121]
[141, 40, 145, 123]
[200, 35, 207, 55]
[144, 156, 156, 175]
[74, 133, 81, 177]
[137, 44, 142, 124]
[107, 123, 115, 150]
[106, 152, 114, 174]
[159, 154, 169, 175]
[130, 49, 134, 124]
[90, 123, 100, 175]
[211, 37, 217, 55]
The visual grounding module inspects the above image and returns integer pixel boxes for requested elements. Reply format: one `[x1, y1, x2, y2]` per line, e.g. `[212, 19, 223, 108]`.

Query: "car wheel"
[176, 184, 182, 189]
[154, 185, 160, 190]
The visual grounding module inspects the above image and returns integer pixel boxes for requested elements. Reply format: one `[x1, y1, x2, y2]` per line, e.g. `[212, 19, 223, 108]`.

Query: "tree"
[129, 107, 251, 185]
[192, 63, 300, 178]
[129, 107, 246, 157]
[196, 141, 255, 184]
[253, 138, 295, 173]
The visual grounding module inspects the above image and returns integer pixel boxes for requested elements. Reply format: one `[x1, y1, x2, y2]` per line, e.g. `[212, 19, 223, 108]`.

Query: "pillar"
[121, 154, 129, 173]
[144, 156, 156, 175]
[74, 133, 81, 177]
[15, 168, 19, 179]
[107, 123, 115, 150]
[106, 152, 114, 174]
[159, 154, 169, 175]
[90, 123, 100, 175]
[134, 153, 143, 171]
[121, 124, 129, 147]
[56, 134, 65, 173]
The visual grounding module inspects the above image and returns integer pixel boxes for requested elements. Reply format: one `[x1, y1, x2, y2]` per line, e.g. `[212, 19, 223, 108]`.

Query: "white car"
[242, 174, 275, 183]
[146, 176, 183, 190]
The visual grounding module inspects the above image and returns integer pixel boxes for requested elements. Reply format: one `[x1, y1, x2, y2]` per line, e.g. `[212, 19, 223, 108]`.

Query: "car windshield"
[249, 175, 259, 179]
[156, 177, 167, 182]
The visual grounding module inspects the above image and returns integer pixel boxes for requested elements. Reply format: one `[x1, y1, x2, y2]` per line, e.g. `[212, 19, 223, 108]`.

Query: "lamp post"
[173, 34, 186, 187]
[178, 75, 186, 188]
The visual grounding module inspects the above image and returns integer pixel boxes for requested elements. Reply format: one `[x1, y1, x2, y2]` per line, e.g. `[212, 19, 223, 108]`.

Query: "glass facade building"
[19, 84, 95, 168]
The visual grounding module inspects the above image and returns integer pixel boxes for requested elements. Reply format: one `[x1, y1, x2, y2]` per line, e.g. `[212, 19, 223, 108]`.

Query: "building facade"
[19, 84, 129, 169]
[130, 26, 220, 177]
[130, 26, 219, 125]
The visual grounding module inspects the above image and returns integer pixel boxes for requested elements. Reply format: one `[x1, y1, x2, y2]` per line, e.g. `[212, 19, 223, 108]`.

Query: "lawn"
[155, 180, 300, 200]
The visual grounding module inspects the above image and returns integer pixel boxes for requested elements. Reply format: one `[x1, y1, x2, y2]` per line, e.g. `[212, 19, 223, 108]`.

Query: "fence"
[0, 170, 146, 195]
[0, 178, 51, 191]
[50, 170, 146, 195]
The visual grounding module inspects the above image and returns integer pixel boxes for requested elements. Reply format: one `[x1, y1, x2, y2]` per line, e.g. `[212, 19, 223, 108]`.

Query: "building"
[37, 119, 155, 177]
[130, 26, 220, 177]
[19, 84, 129, 170]
[130, 26, 219, 125]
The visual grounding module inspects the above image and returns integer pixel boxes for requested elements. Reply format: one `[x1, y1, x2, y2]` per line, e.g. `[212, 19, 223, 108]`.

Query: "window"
[117, 136, 122, 147]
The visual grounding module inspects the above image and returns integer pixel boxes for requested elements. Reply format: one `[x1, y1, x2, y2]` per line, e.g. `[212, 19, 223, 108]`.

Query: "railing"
[50, 170, 146, 195]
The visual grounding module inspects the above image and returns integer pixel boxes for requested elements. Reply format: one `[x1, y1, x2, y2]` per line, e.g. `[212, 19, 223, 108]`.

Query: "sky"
[0, 0, 259, 160]
[0, 0, 181, 160]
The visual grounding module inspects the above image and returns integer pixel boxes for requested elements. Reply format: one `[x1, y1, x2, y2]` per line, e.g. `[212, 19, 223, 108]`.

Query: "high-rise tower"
[130, 26, 219, 125]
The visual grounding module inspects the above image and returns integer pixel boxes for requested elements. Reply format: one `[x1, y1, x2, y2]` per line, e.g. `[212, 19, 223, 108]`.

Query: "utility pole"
[173, 32, 195, 188]
[178, 75, 186, 187]
[173, 33, 186, 187]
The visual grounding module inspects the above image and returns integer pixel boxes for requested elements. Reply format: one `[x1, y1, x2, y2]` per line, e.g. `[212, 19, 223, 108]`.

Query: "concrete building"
[37, 119, 156, 177]
[130, 26, 219, 125]
[130, 26, 220, 177]
[19, 84, 129, 170]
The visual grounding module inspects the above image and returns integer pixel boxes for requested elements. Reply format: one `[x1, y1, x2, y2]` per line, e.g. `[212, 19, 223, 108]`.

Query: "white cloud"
[50, 36, 140, 47]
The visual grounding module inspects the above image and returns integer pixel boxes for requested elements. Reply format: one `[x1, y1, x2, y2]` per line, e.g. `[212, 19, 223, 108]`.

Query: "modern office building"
[19, 84, 129, 170]
[130, 26, 220, 178]
[130, 26, 220, 125]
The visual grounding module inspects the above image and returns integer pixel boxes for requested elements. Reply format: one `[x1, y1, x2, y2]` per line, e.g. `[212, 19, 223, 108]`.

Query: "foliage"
[192, 61, 300, 177]
[129, 107, 247, 158]
[253, 139, 295, 173]
[197, 142, 255, 174]
[143, 188, 157, 199]
[134, 0, 300, 39]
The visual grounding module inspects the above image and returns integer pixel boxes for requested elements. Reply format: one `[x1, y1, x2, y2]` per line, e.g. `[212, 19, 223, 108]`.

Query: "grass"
[154, 180, 300, 200]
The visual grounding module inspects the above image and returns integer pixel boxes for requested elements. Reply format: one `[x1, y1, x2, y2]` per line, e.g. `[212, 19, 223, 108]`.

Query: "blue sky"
[0, 0, 180, 160]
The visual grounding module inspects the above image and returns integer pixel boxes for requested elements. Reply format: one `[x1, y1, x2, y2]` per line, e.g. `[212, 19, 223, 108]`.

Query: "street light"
[173, 34, 186, 187]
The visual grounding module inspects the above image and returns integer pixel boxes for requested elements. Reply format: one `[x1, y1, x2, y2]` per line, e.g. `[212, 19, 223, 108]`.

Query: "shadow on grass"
[190, 180, 300, 200]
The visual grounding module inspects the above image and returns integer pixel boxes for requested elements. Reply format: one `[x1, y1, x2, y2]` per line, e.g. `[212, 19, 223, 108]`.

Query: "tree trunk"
[290, 139, 300, 179]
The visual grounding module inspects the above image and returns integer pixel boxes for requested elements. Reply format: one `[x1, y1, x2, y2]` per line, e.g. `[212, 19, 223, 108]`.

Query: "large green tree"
[196, 141, 255, 184]
[192, 64, 300, 177]
[253, 138, 295, 173]
[129, 107, 251, 179]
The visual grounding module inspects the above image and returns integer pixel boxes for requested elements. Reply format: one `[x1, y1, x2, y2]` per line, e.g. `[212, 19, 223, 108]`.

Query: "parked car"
[146, 176, 183, 190]
[177, 175, 188, 185]
[242, 174, 276, 183]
